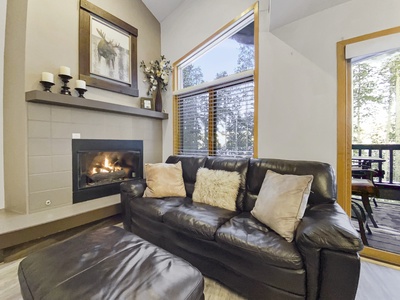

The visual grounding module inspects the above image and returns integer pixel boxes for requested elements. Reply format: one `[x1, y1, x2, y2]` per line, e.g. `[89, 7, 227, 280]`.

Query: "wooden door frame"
[337, 26, 400, 266]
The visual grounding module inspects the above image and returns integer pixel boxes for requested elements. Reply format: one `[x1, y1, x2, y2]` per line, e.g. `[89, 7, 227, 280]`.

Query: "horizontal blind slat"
[176, 78, 254, 157]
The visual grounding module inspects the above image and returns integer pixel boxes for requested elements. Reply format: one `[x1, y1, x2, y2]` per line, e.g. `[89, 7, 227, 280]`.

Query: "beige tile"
[101, 125, 122, 140]
[70, 109, 105, 125]
[51, 106, 72, 123]
[51, 122, 72, 139]
[72, 124, 103, 139]
[117, 125, 134, 139]
[28, 156, 52, 174]
[28, 120, 51, 138]
[143, 140, 163, 163]
[104, 113, 132, 128]
[52, 155, 72, 172]
[52, 171, 72, 189]
[29, 188, 72, 213]
[132, 118, 155, 140]
[29, 171, 71, 193]
[27, 103, 51, 121]
[29, 138, 52, 156]
[29, 173, 56, 193]
[52, 139, 71, 155]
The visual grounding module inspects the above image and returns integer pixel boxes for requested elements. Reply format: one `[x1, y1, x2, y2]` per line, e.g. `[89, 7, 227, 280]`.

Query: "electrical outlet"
[45, 200, 51, 206]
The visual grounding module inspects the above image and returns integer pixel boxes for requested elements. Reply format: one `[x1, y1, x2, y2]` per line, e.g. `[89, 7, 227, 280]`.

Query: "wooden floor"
[1, 216, 400, 299]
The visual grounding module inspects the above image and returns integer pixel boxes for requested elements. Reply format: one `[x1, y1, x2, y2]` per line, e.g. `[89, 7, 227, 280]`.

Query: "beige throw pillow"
[143, 162, 186, 198]
[192, 168, 240, 211]
[251, 170, 313, 242]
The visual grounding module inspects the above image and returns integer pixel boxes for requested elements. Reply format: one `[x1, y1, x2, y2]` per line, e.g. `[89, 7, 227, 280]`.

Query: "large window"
[174, 5, 258, 157]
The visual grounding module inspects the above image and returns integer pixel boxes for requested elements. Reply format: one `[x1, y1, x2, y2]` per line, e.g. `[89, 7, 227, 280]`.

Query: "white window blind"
[176, 73, 254, 157]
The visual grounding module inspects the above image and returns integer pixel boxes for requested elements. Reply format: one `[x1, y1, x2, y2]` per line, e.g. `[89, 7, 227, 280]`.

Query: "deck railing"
[352, 144, 400, 185]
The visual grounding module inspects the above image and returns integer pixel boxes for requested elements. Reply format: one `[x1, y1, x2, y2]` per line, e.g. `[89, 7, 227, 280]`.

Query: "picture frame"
[140, 97, 154, 110]
[79, 0, 138, 96]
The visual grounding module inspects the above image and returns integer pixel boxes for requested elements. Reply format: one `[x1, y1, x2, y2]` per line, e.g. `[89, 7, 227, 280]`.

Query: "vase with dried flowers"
[140, 55, 172, 112]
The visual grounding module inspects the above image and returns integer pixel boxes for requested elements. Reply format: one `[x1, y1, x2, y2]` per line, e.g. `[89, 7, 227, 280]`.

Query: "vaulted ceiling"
[141, 0, 351, 29]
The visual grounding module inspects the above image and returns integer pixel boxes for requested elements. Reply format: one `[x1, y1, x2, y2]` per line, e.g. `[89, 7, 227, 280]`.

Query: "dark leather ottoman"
[18, 226, 204, 300]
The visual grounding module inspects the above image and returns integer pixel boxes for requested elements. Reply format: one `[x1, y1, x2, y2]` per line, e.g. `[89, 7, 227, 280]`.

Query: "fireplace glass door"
[72, 139, 143, 203]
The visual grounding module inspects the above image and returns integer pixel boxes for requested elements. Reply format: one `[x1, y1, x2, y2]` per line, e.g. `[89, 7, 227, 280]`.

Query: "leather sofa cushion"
[216, 212, 304, 270]
[130, 197, 190, 222]
[165, 156, 207, 197]
[163, 202, 238, 240]
[244, 158, 337, 211]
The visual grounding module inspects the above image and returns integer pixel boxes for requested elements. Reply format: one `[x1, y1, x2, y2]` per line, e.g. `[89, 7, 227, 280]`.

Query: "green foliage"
[352, 50, 400, 144]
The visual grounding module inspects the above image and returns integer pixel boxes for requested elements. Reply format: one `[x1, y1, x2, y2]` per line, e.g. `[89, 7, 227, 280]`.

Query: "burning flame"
[91, 156, 122, 174]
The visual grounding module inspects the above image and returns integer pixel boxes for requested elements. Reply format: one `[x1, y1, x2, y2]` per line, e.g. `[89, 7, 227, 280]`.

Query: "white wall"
[0, 0, 6, 209]
[161, 0, 400, 169]
[268, 0, 400, 167]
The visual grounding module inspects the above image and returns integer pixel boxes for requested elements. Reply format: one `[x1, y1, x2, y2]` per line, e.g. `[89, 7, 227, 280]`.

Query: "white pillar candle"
[41, 72, 54, 83]
[76, 80, 86, 89]
[59, 66, 71, 76]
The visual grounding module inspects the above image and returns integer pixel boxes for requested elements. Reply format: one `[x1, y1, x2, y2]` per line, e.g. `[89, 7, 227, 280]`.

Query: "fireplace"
[72, 139, 143, 203]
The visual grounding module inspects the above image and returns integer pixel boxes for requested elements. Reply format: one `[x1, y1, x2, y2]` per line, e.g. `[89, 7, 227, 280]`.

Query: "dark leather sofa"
[120, 156, 363, 300]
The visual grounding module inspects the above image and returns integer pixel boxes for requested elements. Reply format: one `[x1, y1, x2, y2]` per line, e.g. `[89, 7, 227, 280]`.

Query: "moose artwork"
[90, 16, 131, 84]
[79, 0, 138, 96]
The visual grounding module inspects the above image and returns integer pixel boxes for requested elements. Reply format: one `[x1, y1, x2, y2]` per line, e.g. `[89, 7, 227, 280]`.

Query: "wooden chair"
[351, 166, 381, 207]
[351, 200, 371, 246]
[351, 178, 379, 228]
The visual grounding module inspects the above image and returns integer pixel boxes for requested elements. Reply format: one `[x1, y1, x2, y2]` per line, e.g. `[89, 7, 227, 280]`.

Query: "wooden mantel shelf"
[25, 90, 168, 120]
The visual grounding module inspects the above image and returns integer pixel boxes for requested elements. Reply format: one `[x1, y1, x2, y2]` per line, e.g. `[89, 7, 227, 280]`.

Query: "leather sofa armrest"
[295, 203, 363, 252]
[120, 179, 146, 230]
[295, 203, 363, 300]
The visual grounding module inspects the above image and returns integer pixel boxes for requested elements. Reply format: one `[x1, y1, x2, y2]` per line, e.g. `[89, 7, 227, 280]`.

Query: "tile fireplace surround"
[22, 91, 166, 214]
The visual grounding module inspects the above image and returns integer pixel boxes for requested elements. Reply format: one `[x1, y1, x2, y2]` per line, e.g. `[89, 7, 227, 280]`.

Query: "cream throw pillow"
[192, 168, 240, 211]
[251, 170, 313, 242]
[143, 162, 186, 198]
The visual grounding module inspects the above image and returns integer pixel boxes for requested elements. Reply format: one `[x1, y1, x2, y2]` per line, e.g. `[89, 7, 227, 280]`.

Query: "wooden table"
[352, 156, 385, 168]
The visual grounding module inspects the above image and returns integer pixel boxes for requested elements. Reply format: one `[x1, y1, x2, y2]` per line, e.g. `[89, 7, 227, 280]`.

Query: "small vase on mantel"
[154, 84, 162, 112]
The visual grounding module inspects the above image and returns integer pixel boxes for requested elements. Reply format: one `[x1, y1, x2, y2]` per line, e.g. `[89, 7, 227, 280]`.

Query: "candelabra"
[59, 74, 73, 95]
[40, 81, 55, 92]
[75, 88, 87, 98]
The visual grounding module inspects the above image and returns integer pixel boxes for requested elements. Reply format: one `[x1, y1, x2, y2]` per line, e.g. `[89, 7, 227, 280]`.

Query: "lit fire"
[91, 157, 122, 175]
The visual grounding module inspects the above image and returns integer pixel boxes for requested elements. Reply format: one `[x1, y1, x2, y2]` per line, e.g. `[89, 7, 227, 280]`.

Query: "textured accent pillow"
[143, 162, 186, 198]
[192, 168, 240, 211]
[251, 170, 314, 242]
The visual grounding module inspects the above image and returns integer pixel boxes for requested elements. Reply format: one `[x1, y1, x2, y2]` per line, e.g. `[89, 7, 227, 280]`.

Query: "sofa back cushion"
[244, 158, 336, 212]
[165, 155, 207, 197]
[205, 156, 249, 211]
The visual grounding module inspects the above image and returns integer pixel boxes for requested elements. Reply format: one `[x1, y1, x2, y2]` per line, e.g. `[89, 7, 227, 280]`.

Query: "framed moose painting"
[79, 0, 138, 96]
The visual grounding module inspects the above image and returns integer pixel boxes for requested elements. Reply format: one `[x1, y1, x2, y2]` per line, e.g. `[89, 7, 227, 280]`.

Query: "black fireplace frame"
[72, 139, 143, 203]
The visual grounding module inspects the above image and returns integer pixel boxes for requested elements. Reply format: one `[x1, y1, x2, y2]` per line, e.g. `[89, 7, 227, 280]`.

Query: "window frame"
[172, 3, 259, 157]
[337, 26, 400, 266]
